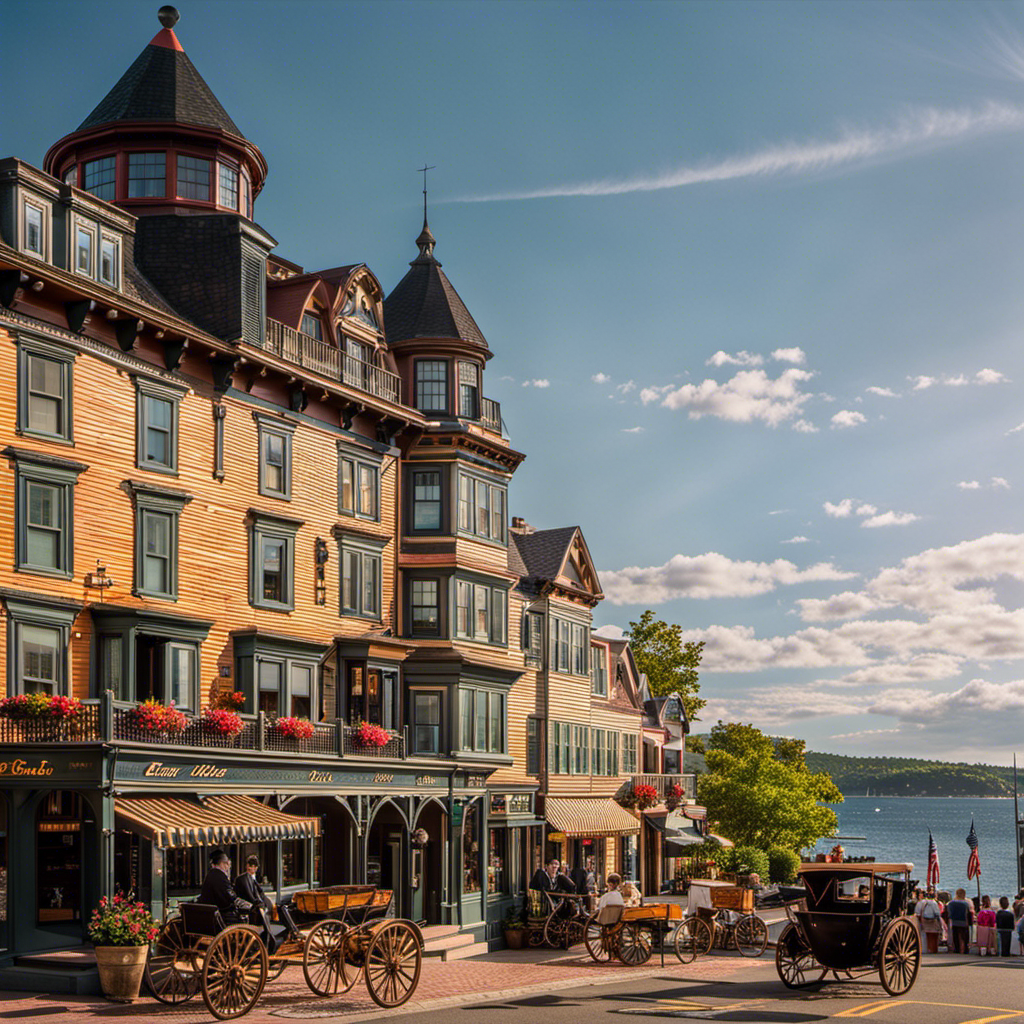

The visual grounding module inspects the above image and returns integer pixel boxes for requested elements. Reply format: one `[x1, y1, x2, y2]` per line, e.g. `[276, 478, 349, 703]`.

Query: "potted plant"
[210, 689, 246, 711]
[503, 907, 528, 949]
[88, 893, 159, 1002]
[632, 783, 659, 811]
[352, 720, 390, 748]
[270, 716, 315, 741]
[126, 698, 186, 737]
[201, 707, 244, 738]
[0, 692, 83, 739]
[665, 782, 683, 811]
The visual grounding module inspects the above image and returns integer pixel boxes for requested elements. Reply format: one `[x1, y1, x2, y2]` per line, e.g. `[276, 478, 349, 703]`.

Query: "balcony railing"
[631, 773, 697, 801]
[259, 319, 400, 404]
[0, 695, 406, 761]
[480, 397, 502, 433]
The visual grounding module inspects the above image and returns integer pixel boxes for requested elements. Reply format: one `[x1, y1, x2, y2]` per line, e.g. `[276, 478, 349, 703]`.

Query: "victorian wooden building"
[0, 8, 692, 984]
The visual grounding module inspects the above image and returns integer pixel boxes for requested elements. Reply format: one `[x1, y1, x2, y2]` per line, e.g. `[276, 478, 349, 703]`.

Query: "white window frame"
[73, 218, 96, 278]
[99, 232, 121, 289]
[20, 193, 49, 261]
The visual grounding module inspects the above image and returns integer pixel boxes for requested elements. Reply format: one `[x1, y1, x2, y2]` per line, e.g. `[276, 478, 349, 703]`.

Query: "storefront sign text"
[308, 770, 333, 783]
[0, 757, 55, 776]
[416, 775, 436, 786]
[144, 762, 228, 778]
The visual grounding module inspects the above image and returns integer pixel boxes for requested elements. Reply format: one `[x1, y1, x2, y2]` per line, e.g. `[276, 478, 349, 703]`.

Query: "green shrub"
[768, 847, 801, 884]
[731, 845, 769, 879]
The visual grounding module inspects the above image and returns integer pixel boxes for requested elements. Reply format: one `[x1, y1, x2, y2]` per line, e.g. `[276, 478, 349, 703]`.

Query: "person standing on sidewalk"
[916, 890, 943, 954]
[977, 896, 997, 955]
[945, 889, 973, 954]
[996, 897, 1015, 956]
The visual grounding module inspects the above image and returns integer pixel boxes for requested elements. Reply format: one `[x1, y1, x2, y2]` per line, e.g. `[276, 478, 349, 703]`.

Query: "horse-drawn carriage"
[145, 885, 423, 1019]
[775, 862, 920, 997]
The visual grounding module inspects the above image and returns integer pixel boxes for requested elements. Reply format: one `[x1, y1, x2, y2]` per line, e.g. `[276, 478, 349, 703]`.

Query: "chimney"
[510, 517, 535, 535]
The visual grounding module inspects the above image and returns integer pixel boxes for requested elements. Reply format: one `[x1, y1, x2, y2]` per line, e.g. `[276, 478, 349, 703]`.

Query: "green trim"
[16, 333, 76, 444]
[4, 596, 78, 697]
[248, 512, 298, 612]
[254, 412, 296, 501]
[125, 480, 192, 601]
[134, 375, 185, 477]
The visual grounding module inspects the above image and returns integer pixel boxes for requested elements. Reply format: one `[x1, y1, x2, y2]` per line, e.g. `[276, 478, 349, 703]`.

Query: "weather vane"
[418, 163, 435, 220]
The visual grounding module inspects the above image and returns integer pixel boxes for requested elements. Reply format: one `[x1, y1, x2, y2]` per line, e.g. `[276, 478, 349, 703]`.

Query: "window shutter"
[548, 722, 557, 776]
[240, 243, 266, 347]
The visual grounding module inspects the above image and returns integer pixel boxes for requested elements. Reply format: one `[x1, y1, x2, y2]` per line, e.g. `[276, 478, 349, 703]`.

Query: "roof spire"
[151, 5, 183, 50]
[415, 163, 437, 262]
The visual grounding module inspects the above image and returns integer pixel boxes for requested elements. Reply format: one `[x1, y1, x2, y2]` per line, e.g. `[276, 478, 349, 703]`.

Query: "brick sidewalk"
[0, 947, 760, 1023]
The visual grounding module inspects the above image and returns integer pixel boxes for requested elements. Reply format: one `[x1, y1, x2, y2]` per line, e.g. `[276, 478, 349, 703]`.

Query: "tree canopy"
[699, 722, 841, 851]
[626, 610, 706, 721]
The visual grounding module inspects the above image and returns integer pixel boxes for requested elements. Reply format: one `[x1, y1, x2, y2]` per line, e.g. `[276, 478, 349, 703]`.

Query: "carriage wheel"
[145, 916, 200, 1004]
[616, 922, 654, 966]
[303, 920, 355, 997]
[365, 920, 422, 1008]
[564, 916, 587, 950]
[528, 924, 546, 947]
[879, 917, 920, 996]
[584, 915, 613, 962]
[543, 913, 568, 949]
[775, 923, 822, 989]
[674, 916, 713, 964]
[201, 925, 268, 1020]
[734, 914, 769, 957]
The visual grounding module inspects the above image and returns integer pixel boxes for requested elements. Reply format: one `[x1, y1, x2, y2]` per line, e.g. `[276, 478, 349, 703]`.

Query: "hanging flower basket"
[209, 690, 246, 712]
[665, 782, 683, 811]
[271, 716, 315, 740]
[201, 708, 244, 738]
[127, 699, 186, 737]
[352, 720, 390, 748]
[0, 693, 83, 720]
[632, 783, 659, 811]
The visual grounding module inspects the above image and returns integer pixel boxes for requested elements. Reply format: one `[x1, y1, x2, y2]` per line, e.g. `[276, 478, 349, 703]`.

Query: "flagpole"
[1015, 754, 1021, 895]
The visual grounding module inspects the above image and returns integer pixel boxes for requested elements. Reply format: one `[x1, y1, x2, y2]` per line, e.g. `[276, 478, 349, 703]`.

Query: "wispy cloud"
[861, 510, 920, 528]
[521, 379, 550, 388]
[824, 498, 917, 528]
[909, 368, 1009, 390]
[455, 102, 1024, 203]
[958, 480, 982, 490]
[772, 347, 806, 364]
[959, 477, 1010, 491]
[592, 372, 611, 384]
[707, 350, 763, 367]
[782, 536, 812, 544]
[831, 410, 867, 429]
[866, 386, 900, 397]
[621, 426, 644, 434]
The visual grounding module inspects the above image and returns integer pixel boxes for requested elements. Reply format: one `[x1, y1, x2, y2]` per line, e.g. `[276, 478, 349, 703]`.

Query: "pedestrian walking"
[945, 888, 973, 954]
[916, 890, 943, 954]
[976, 895, 996, 955]
[995, 896, 1015, 957]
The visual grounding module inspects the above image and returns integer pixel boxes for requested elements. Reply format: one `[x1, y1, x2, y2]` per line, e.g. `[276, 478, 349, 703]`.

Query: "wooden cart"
[144, 888, 423, 1020]
[584, 900, 711, 966]
[690, 883, 768, 957]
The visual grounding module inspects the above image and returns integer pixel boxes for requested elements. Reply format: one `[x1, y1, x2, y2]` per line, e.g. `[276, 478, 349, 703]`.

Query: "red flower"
[272, 716, 315, 740]
[201, 708, 244, 737]
[353, 721, 390, 748]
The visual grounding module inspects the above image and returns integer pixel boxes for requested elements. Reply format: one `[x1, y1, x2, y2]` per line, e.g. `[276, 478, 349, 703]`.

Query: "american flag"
[927, 831, 940, 887]
[967, 819, 980, 881]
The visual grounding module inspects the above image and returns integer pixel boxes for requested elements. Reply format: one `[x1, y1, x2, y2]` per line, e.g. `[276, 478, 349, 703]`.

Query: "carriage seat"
[181, 902, 226, 937]
[595, 904, 624, 927]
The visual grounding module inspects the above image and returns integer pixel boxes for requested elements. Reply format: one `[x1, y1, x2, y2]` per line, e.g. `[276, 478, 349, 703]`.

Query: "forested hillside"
[805, 752, 1016, 798]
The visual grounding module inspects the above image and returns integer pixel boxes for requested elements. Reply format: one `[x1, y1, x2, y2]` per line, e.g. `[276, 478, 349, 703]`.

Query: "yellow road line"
[959, 1015, 1024, 1024]
[837, 1000, 1024, 1020]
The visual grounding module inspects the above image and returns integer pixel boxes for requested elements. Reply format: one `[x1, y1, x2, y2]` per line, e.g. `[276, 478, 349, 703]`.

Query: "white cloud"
[831, 410, 867, 429]
[855, 504, 877, 516]
[946, 374, 970, 387]
[458, 102, 1024, 203]
[499, 375, 515, 382]
[616, 380, 637, 394]
[600, 552, 855, 605]
[651, 368, 815, 428]
[910, 375, 936, 390]
[792, 419, 819, 433]
[591, 372, 611, 384]
[1007, 422, 1024, 435]
[707, 350, 763, 368]
[769, 510, 788, 516]
[521, 378, 550, 388]
[910, 369, 1009, 391]
[958, 480, 982, 490]
[976, 368, 1009, 384]
[866, 386, 899, 397]
[771, 347, 806, 364]
[824, 499, 855, 518]
[993, 476, 1011, 489]
[781, 536, 812, 544]
[860, 510, 920, 528]
[621, 426, 644, 434]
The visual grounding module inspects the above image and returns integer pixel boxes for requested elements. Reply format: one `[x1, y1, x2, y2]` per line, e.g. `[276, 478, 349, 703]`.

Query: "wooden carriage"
[584, 900, 710, 966]
[144, 887, 423, 1020]
[775, 862, 920, 997]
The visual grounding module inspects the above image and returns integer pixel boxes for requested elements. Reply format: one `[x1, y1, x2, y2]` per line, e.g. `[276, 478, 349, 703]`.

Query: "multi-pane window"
[338, 451, 380, 520]
[551, 617, 589, 676]
[605, 730, 619, 775]
[411, 470, 442, 530]
[415, 360, 447, 412]
[410, 579, 439, 635]
[300, 311, 322, 340]
[573, 724, 590, 775]
[219, 163, 240, 210]
[241, 170, 252, 218]
[258, 659, 314, 718]
[75, 223, 95, 275]
[592, 728, 606, 776]
[526, 717, 541, 775]
[459, 688, 506, 753]
[413, 692, 442, 753]
[176, 155, 211, 201]
[83, 156, 116, 200]
[142, 511, 171, 594]
[457, 361, 479, 419]
[523, 611, 544, 665]
[12, 453, 82, 578]
[339, 537, 382, 619]
[143, 397, 173, 467]
[262, 538, 286, 602]
[167, 644, 198, 710]
[26, 482, 61, 570]
[64, 166, 78, 187]
[622, 734, 638, 774]
[130, 481, 189, 601]
[454, 579, 506, 645]
[23, 201, 44, 256]
[249, 513, 299, 611]
[100, 236, 119, 288]
[128, 152, 166, 197]
[456, 472, 507, 544]
[592, 644, 608, 696]
[259, 424, 292, 499]
[571, 624, 589, 676]
[18, 624, 61, 695]
[20, 340, 73, 441]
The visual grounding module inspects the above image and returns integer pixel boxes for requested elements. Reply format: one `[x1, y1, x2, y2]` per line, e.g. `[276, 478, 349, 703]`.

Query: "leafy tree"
[699, 723, 842, 850]
[626, 610, 706, 721]
[688, 735, 706, 755]
[768, 847, 801, 884]
[773, 736, 807, 771]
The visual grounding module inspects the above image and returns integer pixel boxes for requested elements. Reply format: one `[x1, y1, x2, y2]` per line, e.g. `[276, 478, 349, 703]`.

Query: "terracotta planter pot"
[94, 944, 149, 1002]
[504, 928, 527, 950]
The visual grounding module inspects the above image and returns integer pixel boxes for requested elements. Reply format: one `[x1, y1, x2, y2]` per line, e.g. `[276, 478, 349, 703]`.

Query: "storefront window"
[462, 804, 480, 894]
[282, 838, 308, 887]
[488, 829, 507, 894]
[36, 791, 82, 926]
[0, 798, 7, 951]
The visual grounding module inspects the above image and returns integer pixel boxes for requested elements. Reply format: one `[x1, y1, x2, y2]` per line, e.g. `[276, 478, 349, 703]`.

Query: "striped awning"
[545, 797, 640, 837]
[683, 805, 707, 820]
[116, 794, 321, 849]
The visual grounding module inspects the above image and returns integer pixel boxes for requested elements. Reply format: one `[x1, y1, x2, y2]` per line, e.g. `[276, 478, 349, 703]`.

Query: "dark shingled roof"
[383, 223, 488, 349]
[509, 527, 579, 582]
[78, 39, 243, 138]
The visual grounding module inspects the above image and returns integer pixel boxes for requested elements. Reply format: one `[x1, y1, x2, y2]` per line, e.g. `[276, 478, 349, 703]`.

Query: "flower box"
[352, 721, 390, 748]
[201, 708, 244, 738]
[126, 699, 186, 737]
[271, 716, 315, 740]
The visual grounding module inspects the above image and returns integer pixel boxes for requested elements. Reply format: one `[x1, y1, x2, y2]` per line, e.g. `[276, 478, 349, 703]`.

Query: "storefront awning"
[646, 812, 704, 847]
[545, 797, 640, 837]
[116, 794, 321, 849]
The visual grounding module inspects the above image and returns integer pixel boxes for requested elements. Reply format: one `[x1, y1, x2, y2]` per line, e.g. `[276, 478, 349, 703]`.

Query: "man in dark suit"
[199, 849, 252, 925]
[529, 857, 560, 892]
[234, 856, 273, 914]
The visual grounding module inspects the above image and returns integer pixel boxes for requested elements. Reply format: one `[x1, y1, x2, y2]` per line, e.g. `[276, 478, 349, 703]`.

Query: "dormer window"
[21, 198, 47, 259]
[300, 311, 323, 341]
[458, 361, 479, 420]
[415, 359, 448, 413]
[100, 236, 120, 288]
[75, 221, 96, 276]
[219, 163, 239, 210]
[83, 156, 116, 200]
[176, 155, 211, 201]
[128, 152, 166, 197]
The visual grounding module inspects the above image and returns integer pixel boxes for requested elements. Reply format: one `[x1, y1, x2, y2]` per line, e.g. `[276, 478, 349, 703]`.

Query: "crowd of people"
[527, 857, 643, 914]
[912, 887, 1024, 955]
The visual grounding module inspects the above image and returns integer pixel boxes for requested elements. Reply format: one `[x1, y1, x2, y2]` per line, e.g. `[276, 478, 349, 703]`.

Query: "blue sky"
[8, 1, 1024, 761]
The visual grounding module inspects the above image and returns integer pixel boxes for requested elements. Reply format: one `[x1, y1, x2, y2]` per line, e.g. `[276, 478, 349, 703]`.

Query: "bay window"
[453, 577, 507, 645]
[456, 471, 507, 544]
[459, 687, 506, 753]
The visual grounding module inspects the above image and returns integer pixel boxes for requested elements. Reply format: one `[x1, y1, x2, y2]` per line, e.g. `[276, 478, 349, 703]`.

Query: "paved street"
[2, 949, 1023, 1024]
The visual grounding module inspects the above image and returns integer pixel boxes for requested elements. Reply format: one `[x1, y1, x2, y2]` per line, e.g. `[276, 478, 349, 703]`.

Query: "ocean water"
[809, 797, 1020, 900]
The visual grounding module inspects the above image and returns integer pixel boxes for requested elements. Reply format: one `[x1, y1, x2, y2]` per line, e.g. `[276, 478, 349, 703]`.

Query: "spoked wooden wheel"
[528, 924, 546, 947]
[879, 917, 921, 996]
[734, 914, 769, 957]
[674, 916, 713, 964]
[584, 914, 613, 962]
[303, 920, 355, 996]
[201, 925, 268, 1020]
[542, 912, 568, 948]
[365, 920, 422, 1008]
[616, 922, 654, 966]
[775, 923, 823, 989]
[145, 916, 200, 1004]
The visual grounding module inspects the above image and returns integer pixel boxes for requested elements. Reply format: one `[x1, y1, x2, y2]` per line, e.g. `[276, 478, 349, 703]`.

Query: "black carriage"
[775, 862, 920, 997]
[144, 885, 423, 1020]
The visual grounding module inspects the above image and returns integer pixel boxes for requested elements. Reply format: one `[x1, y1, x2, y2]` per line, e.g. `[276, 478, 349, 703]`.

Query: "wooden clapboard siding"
[0, 326, 399, 702]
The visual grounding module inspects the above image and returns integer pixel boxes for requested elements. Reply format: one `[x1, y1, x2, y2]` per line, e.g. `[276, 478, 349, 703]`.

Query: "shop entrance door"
[36, 791, 83, 930]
